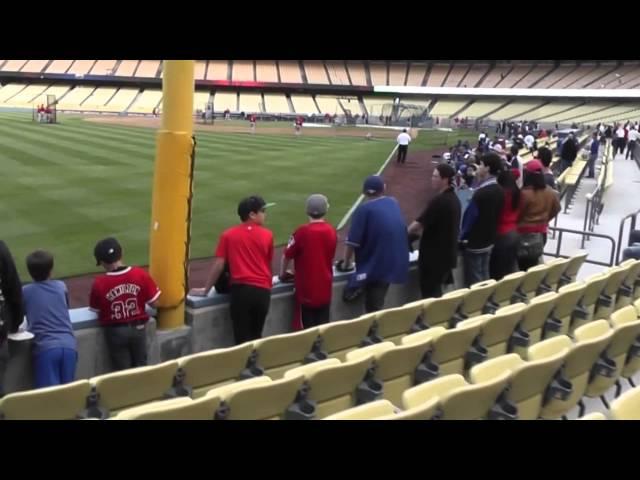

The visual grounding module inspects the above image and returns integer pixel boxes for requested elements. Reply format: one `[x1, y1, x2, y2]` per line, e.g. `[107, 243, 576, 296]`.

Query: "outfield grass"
[0, 112, 396, 278]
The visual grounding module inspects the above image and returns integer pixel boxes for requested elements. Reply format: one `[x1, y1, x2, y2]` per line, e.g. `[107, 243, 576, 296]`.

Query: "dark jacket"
[416, 187, 461, 273]
[561, 138, 578, 162]
[460, 179, 504, 250]
[0, 240, 23, 343]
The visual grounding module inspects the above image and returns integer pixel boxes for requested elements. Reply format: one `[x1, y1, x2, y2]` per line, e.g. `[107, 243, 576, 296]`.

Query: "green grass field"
[0, 112, 401, 278]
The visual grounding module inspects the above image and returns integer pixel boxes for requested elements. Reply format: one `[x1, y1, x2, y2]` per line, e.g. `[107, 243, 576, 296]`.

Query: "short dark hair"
[26, 250, 54, 282]
[435, 163, 456, 185]
[480, 153, 503, 176]
[510, 145, 519, 156]
[237, 196, 266, 222]
[537, 147, 553, 167]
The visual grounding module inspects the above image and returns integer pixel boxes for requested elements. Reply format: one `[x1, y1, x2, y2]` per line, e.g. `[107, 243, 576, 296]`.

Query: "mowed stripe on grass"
[0, 113, 394, 278]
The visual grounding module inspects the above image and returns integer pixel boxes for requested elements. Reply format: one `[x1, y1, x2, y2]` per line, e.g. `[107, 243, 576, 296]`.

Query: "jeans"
[490, 231, 520, 281]
[587, 153, 597, 178]
[34, 347, 77, 388]
[364, 281, 390, 313]
[463, 247, 493, 287]
[104, 322, 148, 371]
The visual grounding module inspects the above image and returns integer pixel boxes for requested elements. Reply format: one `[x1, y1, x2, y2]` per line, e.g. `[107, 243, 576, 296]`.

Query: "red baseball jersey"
[89, 266, 161, 326]
[249, 114, 256, 122]
[284, 221, 337, 307]
[215, 222, 274, 290]
[295, 117, 303, 126]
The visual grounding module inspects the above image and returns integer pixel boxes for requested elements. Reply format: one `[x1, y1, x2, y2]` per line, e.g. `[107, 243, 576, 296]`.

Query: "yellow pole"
[149, 60, 195, 330]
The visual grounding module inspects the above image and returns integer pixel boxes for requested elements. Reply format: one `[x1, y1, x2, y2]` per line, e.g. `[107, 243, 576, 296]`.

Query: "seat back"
[560, 251, 588, 286]
[482, 303, 527, 358]
[379, 397, 440, 420]
[439, 370, 511, 420]
[0, 380, 92, 420]
[544, 257, 572, 291]
[253, 327, 322, 379]
[520, 264, 552, 300]
[595, 266, 628, 319]
[462, 280, 497, 318]
[491, 271, 526, 307]
[520, 292, 558, 348]
[579, 273, 609, 324]
[553, 282, 587, 336]
[610, 386, 640, 420]
[319, 314, 378, 360]
[429, 289, 468, 327]
[375, 301, 425, 343]
[432, 320, 484, 375]
[324, 400, 396, 420]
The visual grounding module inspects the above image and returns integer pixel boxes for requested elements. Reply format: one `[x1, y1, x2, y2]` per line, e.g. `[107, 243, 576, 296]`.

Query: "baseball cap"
[306, 194, 329, 217]
[491, 144, 504, 154]
[94, 237, 122, 266]
[524, 159, 544, 173]
[237, 195, 275, 220]
[363, 175, 384, 195]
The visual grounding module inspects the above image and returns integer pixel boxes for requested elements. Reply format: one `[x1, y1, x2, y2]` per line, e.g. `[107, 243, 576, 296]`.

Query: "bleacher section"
[2, 60, 28, 72]
[194, 61, 207, 81]
[0, 84, 27, 103]
[207, 61, 229, 81]
[485, 100, 544, 121]
[346, 62, 368, 86]
[115, 60, 139, 77]
[212, 91, 237, 112]
[443, 64, 469, 87]
[290, 94, 319, 114]
[58, 86, 95, 110]
[340, 98, 361, 115]
[128, 90, 162, 114]
[325, 61, 350, 85]
[553, 64, 596, 89]
[103, 88, 139, 112]
[31, 85, 71, 106]
[77, 88, 117, 111]
[135, 60, 160, 78]
[479, 65, 511, 88]
[460, 64, 489, 88]
[194, 91, 211, 111]
[304, 61, 329, 84]
[514, 64, 553, 87]
[21, 60, 49, 73]
[232, 61, 254, 82]
[46, 60, 73, 74]
[256, 61, 279, 82]
[90, 60, 117, 76]
[278, 61, 302, 84]
[406, 63, 427, 87]
[68, 60, 95, 76]
[238, 92, 262, 113]
[536, 64, 577, 88]
[262, 93, 291, 114]
[426, 64, 449, 87]
[496, 65, 531, 88]
[458, 100, 506, 118]
[525, 101, 582, 121]
[369, 62, 387, 86]
[430, 99, 468, 117]
[3, 84, 50, 108]
[315, 96, 342, 115]
[388, 63, 407, 86]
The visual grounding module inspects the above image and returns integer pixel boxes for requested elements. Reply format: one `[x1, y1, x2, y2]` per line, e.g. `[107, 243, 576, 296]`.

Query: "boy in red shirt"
[280, 194, 337, 330]
[191, 196, 275, 344]
[89, 237, 161, 371]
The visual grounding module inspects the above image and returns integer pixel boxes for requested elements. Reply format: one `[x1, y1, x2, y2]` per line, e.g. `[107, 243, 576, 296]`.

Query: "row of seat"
[2, 254, 638, 420]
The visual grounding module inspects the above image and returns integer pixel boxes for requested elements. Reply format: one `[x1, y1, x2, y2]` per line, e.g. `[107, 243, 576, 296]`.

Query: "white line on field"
[336, 144, 399, 231]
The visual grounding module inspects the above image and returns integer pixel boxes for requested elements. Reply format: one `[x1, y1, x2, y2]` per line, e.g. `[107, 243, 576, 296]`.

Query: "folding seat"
[470, 349, 568, 420]
[551, 282, 587, 337]
[346, 338, 436, 406]
[518, 264, 553, 301]
[423, 290, 468, 327]
[530, 321, 614, 419]
[374, 300, 426, 344]
[543, 257, 572, 292]
[574, 273, 609, 330]
[486, 271, 526, 312]
[457, 280, 497, 320]
[115, 396, 221, 420]
[616, 260, 640, 309]
[584, 306, 640, 404]
[377, 397, 440, 420]
[595, 266, 629, 319]
[283, 356, 377, 419]
[177, 343, 257, 398]
[401, 371, 512, 420]
[558, 251, 588, 287]
[88, 360, 182, 418]
[609, 306, 640, 392]
[610, 386, 640, 420]
[0, 380, 92, 420]
[461, 304, 528, 359]
[317, 313, 379, 361]
[402, 320, 485, 376]
[324, 400, 396, 420]
[518, 292, 558, 351]
[252, 327, 324, 379]
[578, 412, 607, 420]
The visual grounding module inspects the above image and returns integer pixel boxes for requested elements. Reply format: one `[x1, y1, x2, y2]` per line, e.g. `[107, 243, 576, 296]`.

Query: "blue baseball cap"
[363, 175, 384, 195]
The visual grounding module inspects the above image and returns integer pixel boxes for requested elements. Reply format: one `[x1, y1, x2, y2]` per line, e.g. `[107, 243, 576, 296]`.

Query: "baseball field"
[0, 111, 475, 281]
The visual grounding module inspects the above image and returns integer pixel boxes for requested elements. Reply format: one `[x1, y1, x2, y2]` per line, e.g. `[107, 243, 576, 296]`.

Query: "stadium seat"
[426, 289, 468, 327]
[470, 349, 568, 420]
[488, 271, 526, 310]
[374, 300, 426, 344]
[576, 273, 609, 329]
[579, 412, 607, 420]
[285, 356, 378, 419]
[458, 280, 497, 320]
[585, 306, 640, 400]
[595, 266, 629, 319]
[616, 260, 640, 309]
[0, 380, 92, 420]
[614, 305, 640, 385]
[559, 251, 588, 287]
[178, 343, 257, 398]
[519, 264, 553, 301]
[519, 292, 558, 350]
[346, 339, 435, 406]
[544, 257, 572, 292]
[324, 400, 396, 420]
[468, 303, 528, 358]
[402, 320, 484, 376]
[610, 386, 640, 420]
[89, 360, 181, 418]
[402, 371, 511, 420]
[253, 327, 323, 379]
[318, 313, 379, 360]
[377, 396, 440, 420]
[114, 396, 205, 420]
[215, 375, 308, 420]
[553, 282, 588, 336]
[531, 321, 614, 419]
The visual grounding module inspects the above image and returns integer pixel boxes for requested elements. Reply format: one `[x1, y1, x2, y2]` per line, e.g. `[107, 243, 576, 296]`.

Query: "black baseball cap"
[237, 195, 275, 220]
[94, 237, 122, 266]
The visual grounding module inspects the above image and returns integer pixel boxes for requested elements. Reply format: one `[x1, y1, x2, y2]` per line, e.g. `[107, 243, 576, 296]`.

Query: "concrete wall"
[4, 259, 444, 394]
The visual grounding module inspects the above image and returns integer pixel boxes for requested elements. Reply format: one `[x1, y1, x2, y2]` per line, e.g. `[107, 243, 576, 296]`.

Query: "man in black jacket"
[560, 133, 578, 173]
[0, 240, 24, 397]
[459, 154, 504, 287]
[408, 164, 461, 299]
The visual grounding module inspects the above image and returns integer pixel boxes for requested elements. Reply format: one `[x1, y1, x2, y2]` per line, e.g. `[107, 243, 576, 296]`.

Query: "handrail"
[616, 209, 640, 264]
[546, 226, 616, 267]
[581, 140, 612, 248]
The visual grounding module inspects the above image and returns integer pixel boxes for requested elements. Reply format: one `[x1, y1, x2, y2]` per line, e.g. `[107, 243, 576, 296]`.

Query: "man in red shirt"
[295, 116, 303, 136]
[190, 196, 274, 344]
[89, 237, 161, 371]
[249, 113, 256, 134]
[280, 194, 337, 330]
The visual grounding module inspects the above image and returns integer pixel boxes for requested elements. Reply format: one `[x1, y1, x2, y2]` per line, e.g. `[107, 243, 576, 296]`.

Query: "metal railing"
[616, 209, 640, 264]
[581, 141, 612, 248]
[546, 226, 617, 267]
